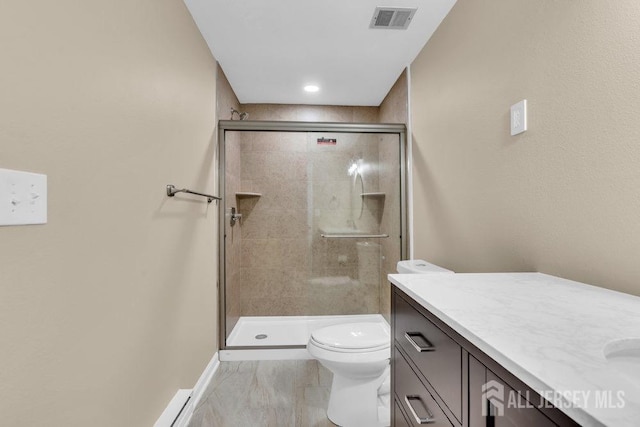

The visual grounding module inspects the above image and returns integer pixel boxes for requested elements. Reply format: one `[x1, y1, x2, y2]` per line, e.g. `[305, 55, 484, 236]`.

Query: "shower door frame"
[217, 120, 408, 350]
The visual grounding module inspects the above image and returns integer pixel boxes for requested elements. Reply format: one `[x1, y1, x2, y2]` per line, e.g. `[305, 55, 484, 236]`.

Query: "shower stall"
[218, 120, 407, 359]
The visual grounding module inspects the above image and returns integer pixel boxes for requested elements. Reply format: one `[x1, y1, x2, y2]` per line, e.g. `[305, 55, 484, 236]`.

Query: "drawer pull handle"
[405, 332, 436, 352]
[404, 395, 435, 424]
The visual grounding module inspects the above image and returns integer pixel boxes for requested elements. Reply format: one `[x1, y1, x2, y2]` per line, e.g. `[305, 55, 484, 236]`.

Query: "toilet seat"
[309, 336, 389, 353]
[307, 339, 390, 363]
[310, 322, 390, 352]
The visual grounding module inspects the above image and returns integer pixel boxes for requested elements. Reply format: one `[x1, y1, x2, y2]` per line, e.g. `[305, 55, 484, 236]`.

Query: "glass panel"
[223, 128, 402, 347]
[308, 132, 401, 318]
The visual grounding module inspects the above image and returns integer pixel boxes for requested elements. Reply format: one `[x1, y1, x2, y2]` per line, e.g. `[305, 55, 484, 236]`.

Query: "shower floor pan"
[221, 314, 387, 361]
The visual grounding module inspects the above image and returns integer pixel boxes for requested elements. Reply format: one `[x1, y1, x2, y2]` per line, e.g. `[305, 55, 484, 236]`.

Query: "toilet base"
[326, 368, 390, 427]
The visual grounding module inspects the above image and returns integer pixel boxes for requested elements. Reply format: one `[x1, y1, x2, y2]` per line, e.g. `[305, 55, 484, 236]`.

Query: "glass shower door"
[307, 131, 401, 318]
[220, 123, 404, 349]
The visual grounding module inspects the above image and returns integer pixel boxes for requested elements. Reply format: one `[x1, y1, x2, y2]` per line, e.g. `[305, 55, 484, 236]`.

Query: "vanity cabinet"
[468, 356, 556, 427]
[394, 400, 412, 427]
[394, 294, 462, 425]
[392, 287, 580, 427]
[394, 346, 455, 426]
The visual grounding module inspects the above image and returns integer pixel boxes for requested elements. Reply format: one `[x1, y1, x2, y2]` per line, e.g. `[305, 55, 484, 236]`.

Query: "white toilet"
[396, 259, 453, 274]
[307, 259, 454, 427]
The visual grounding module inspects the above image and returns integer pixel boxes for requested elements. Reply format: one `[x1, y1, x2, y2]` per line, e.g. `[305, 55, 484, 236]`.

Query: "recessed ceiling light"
[304, 85, 320, 93]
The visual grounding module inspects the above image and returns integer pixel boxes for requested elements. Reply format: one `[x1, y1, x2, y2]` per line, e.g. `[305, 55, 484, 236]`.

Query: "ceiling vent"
[370, 7, 417, 30]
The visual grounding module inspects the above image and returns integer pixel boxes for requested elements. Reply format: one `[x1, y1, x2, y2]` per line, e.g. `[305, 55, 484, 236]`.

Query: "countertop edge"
[388, 273, 602, 427]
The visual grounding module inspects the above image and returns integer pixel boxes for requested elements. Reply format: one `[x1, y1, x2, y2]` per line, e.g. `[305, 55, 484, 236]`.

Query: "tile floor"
[188, 360, 337, 427]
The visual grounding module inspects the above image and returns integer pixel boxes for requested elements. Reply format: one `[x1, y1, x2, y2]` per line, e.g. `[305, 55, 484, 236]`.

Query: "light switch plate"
[0, 168, 47, 226]
[510, 99, 527, 136]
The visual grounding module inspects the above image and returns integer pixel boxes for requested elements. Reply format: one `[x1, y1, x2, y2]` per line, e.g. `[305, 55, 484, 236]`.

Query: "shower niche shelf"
[360, 192, 385, 198]
[235, 192, 262, 198]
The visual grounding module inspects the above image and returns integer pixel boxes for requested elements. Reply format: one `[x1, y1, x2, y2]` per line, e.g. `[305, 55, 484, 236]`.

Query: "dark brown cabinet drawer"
[394, 399, 412, 427]
[469, 355, 556, 427]
[394, 349, 454, 427]
[486, 371, 556, 427]
[394, 294, 462, 420]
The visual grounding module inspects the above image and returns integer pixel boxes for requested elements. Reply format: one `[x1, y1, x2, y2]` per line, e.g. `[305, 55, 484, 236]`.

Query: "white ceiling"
[183, 0, 457, 106]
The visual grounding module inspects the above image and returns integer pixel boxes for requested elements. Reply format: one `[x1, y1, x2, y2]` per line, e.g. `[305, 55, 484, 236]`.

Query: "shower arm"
[230, 108, 249, 120]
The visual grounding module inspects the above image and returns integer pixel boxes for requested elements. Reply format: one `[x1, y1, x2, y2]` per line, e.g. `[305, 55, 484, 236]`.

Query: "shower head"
[231, 108, 249, 120]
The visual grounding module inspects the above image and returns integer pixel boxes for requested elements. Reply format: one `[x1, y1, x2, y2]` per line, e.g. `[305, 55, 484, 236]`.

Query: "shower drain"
[255, 334, 268, 340]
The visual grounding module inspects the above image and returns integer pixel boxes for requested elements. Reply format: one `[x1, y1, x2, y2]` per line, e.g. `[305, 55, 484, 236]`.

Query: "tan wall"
[0, 1, 218, 426]
[411, 0, 640, 295]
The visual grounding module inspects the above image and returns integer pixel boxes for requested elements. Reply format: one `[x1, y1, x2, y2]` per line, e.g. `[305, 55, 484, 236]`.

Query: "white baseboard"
[155, 352, 220, 427]
[174, 352, 220, 427]
[154, 389, 191, 427]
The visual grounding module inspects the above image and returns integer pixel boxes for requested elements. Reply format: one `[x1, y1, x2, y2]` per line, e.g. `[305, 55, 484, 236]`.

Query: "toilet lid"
[310, 322, 390, 350]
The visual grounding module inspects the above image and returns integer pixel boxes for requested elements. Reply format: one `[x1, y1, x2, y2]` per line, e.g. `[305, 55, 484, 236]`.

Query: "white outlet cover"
[0, 168, 47, 226]
[510, 99, 527, 136]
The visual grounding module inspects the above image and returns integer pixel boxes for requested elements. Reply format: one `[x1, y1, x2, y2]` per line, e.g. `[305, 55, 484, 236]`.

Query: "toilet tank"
[396, 259, 453, 274]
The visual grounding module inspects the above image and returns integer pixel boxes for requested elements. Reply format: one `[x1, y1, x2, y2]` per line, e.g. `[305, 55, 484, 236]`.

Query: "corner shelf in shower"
[360, 192, 385, 198]
[235, 192, 262, 198]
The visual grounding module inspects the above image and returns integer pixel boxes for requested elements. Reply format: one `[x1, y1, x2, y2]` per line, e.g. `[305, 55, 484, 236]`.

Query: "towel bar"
[166, 184, 221, 204]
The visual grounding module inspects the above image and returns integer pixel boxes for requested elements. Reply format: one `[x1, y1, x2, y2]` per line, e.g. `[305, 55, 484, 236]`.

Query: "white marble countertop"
[388, 272, 640, 427]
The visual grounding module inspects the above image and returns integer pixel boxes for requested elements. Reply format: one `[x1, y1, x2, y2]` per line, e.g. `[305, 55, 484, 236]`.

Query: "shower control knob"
[230, 207, 243, 225]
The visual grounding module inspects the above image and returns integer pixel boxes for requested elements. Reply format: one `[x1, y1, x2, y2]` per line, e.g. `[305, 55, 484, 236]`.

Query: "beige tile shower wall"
[378, 70, 408, 321]
[234, 104, 383, 317]
[411, 0, 640, 295]
[217, 66, 241, 122]
[379, 70, 408, 124]
[217, 66, 243, 338]
[238, 131, 311, 315]
[0, 2, 217, 426]
[239, 131, 382, 316]
[242, 104, 379, 123]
